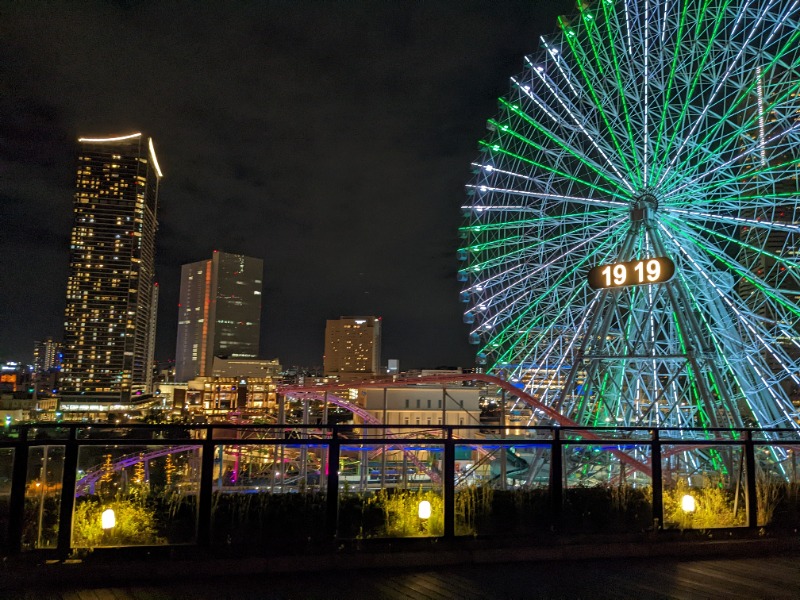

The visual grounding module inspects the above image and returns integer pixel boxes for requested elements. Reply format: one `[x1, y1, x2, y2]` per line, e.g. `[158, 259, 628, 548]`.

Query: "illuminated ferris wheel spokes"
[460, 0, 800, 431]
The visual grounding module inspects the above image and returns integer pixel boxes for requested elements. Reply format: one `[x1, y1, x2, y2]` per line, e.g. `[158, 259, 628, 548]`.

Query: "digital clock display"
[588, 257, 675, 290]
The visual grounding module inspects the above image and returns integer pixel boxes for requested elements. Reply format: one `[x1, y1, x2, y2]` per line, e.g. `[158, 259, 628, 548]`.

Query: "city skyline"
[1, 1, 573, 368]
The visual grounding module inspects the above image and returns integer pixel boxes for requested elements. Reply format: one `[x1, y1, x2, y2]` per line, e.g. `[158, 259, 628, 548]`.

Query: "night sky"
[1, 0, 571, 370]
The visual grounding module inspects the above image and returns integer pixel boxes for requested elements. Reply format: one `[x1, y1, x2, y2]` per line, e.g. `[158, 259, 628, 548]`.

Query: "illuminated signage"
[588, 257, 675, 290]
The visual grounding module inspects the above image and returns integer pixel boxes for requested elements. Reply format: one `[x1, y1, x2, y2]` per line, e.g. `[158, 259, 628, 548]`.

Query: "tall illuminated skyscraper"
[174, 251, 263, 382]
[323, 316, 382, 381]
[61, 133, 162, 402]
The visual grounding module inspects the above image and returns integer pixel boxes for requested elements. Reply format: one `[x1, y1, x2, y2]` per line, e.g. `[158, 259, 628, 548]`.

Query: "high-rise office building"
[61, 133, 162, 401]
[323, 316, 382, 381]
[174, 251, 263, 382]
[33, 337, 62, 373]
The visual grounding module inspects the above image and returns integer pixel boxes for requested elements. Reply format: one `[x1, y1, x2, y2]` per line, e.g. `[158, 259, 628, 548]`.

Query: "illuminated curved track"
[75, 373, 653, 495]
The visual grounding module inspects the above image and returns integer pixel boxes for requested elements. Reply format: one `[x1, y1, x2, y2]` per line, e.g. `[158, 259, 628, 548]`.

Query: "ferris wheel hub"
[631, 191, 659, 223]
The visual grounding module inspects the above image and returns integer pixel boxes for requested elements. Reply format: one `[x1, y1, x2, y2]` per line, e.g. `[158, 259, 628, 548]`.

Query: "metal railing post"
[744, 430, 758, 528]
[550, 427, 563, 529]
[7, 426, 30, 554]
[444, 427, 455, 538]
[326, 426, 341, 539]
[197, 426, 215, 546]
[651, 429, 663, 531]
[57, 427, 79, 559]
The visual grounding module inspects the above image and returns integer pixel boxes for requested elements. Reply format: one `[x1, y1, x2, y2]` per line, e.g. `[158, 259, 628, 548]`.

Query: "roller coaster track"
[284, 374, 652, 477]
[74, 373, 652, 496]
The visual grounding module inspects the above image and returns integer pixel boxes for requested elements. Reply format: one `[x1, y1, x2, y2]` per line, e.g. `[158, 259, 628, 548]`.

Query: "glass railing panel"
[210, 442, 326, 547]
[455, 442, 551, 536]
[0, 447, 12, 550]
[562, 443, 653, 533]
[23, 445, 65, 550]
[76, 425, 200, 441]
[337, 443, 443, 539]
[661, 443, 746, 529]
[25, 426, 71, 441]
[72, 444, 200, 547]
[751, 430, 800, 443]
[658, 429, 744, 442]
[754, 443, 800, 528]
[561, 428, 652, 442]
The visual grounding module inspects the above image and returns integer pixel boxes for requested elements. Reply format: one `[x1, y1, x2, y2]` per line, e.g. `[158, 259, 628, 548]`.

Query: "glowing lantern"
[418, 500, 432, 520]
[101, 508, 116, 530]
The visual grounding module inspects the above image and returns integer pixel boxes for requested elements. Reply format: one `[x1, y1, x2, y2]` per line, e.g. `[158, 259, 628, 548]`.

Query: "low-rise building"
[211, 357, 281, 378]
[357, 385, 481, 427]
[186, 376, 278, 419]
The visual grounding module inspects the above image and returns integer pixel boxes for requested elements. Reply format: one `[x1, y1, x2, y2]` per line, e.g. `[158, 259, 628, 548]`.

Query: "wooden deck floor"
[6, 553, 800, 600]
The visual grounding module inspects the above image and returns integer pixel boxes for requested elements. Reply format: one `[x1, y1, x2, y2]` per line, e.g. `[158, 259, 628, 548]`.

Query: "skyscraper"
[323, 316, 382, 381]
[61, 133, 162, 402]
[33, 336, 62, 374]
[174, 251, 263, 382]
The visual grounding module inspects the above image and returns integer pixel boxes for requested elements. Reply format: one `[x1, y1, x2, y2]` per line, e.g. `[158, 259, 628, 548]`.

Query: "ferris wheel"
[460, 0, 800, 431]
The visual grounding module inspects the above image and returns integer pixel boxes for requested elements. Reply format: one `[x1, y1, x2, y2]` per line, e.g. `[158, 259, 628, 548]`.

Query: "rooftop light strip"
[756, 66, 768, 167]
[672, 76, 800, 192]
[148, 138, 163, 178]
[78, 133, 142, 143]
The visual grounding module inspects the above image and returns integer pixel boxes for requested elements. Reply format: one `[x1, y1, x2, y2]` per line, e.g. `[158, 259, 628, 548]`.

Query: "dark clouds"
[0, 0, 571, 368]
